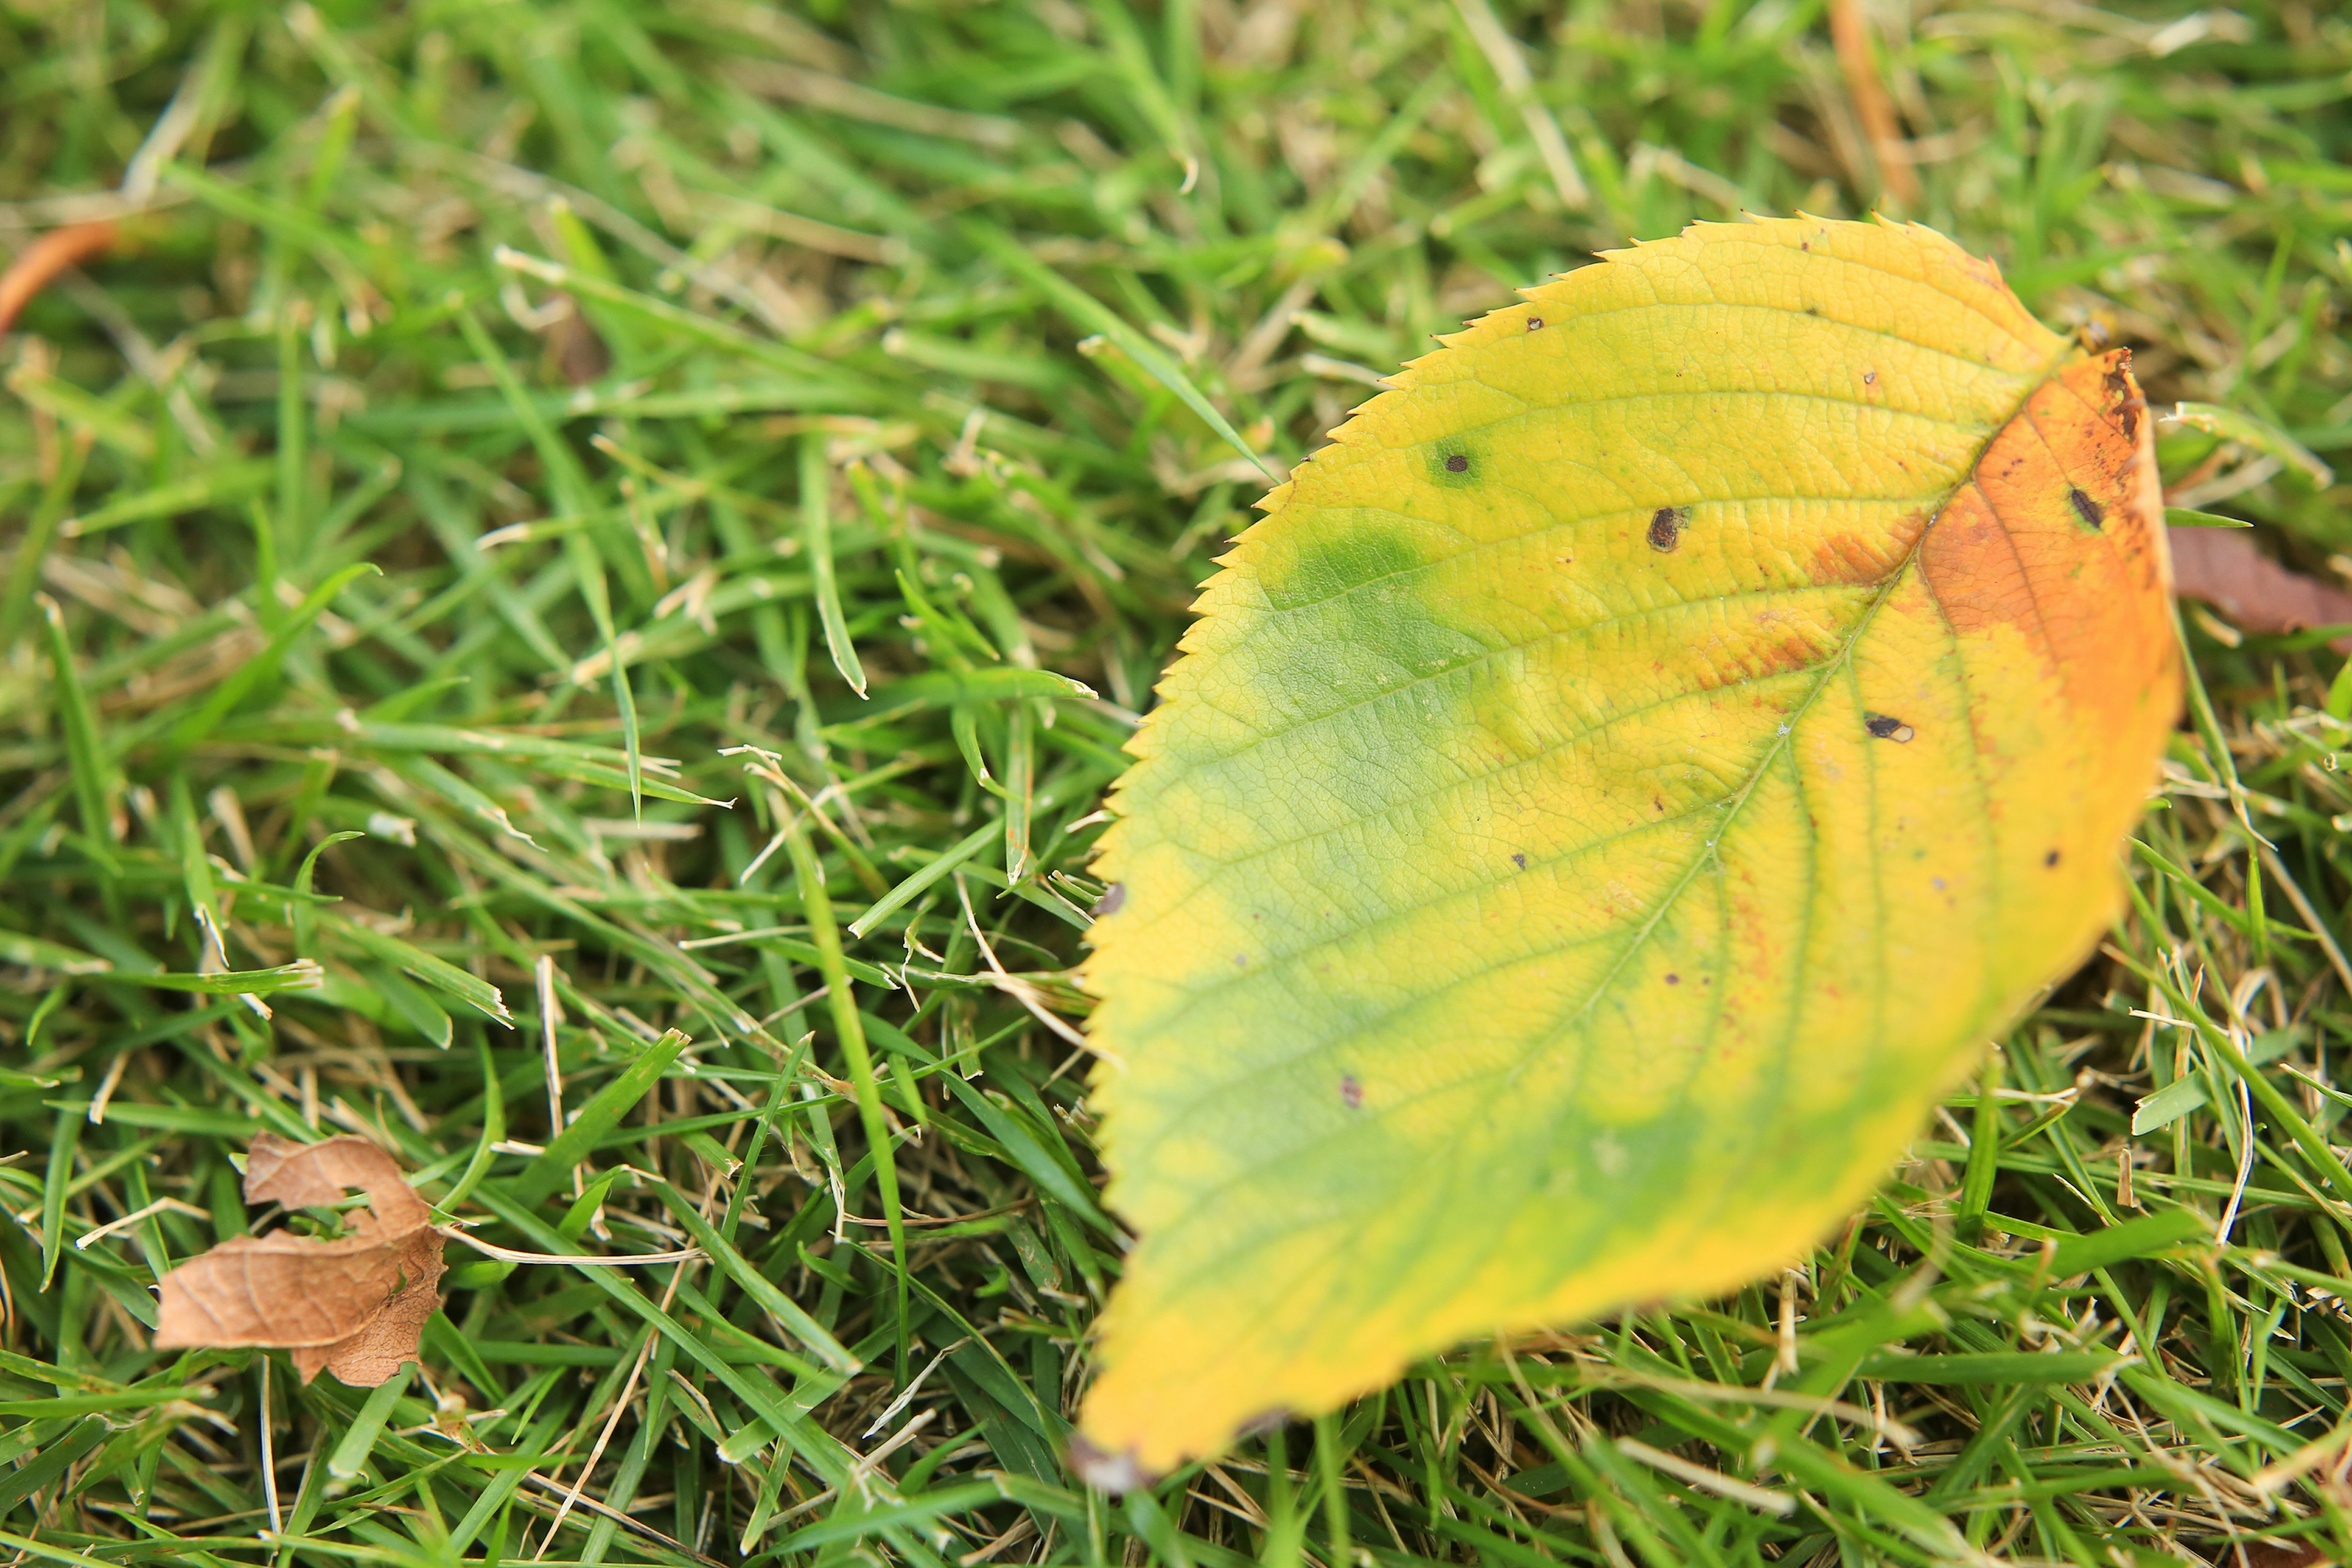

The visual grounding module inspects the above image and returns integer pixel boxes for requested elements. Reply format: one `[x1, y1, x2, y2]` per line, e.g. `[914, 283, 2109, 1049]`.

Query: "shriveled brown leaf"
[543, 298, 611, 386]
[0, 220, 117, 336]
[2168, 525, 2352, 652]
[2236, 1542, 2328, 1568]
[292, 1227, 445, 1385]
[154, 1230, 414, 1348]
[152, 1134, 443, 1387]
[241, 1132, 429, 1234]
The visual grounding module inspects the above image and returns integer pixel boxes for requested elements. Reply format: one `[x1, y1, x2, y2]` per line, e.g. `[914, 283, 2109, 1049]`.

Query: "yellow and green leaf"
[1075, 216, 2180, 1477]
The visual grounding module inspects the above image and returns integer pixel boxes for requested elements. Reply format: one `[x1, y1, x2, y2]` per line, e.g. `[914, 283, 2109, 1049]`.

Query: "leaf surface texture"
[1077, 217, 2180, 1473]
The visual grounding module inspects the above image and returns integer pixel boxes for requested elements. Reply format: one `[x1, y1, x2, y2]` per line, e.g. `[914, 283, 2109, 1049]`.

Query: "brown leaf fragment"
[292, 1227, 446, 1386]
[241, 1133, 430, 1235]
[543, 298, 611, 386]
[2236, 1543, 2328, 1568]
[0, 221, 118, 336]
[153, 1134, 443, 1387]
[2167, 525, 2352, 652]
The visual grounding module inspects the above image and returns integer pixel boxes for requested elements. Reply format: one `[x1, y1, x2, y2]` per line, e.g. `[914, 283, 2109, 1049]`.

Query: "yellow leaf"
[1074, 216, 2179, 1479]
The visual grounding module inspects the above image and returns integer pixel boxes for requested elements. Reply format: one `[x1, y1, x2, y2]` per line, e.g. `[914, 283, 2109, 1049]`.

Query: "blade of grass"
[783, 817, 907, 1381]
[801, 432, 865, 698]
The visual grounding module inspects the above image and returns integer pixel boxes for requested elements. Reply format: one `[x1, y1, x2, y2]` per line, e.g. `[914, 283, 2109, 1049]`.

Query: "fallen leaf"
[2235, 1543, 2329, 1568]
[1074, 216, 2180, 1479]
[0, 221, 118, 336]
[153, 1134, 444, 1387]
[543, 297, 611, 386]
[2167, 524, 2352, 652]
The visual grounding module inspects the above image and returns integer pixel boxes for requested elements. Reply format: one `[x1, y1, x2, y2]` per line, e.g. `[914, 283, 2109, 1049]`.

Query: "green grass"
[2, 2, 2351, 1564]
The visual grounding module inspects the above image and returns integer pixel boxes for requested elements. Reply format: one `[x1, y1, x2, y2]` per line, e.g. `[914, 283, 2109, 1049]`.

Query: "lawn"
[4, 2, 2351, 1565]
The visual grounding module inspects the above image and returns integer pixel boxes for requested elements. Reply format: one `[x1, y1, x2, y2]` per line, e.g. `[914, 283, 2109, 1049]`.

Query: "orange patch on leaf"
[1918, 347, 2179, 787]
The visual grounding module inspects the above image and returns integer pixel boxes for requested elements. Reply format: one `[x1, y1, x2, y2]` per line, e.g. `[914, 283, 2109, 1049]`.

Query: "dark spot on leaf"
[2045, 849, 2061, 867]
[1511, 853, 1526, 869]
[1862, 369, 1877, 385]
[2068, 486, 2104, 528]
[1430, 444, 1477, 488]
[1647, 507, 1685, 552]
[1445, 453, 1469, 474]
[1865, 714, 1916, 742]
[1805, 304, 1821, 315]
[1091, 882, 1125, 916]
[1664, 973, 1679, 986]
[1526, 315, 1544, 331]
[1340, 1074, 1363, 1109]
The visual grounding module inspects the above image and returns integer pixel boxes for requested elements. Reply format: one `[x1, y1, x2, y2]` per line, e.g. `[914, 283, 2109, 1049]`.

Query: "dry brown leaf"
[291, 1226, 445, 1385]
[2167, 524, 2352, 652]
[0, 221, 118, 336]
[543, 298, 611, 386]
[241, 1133, 430, 1233]
[2235, 1542, 2328, 1568]
[153, 1134, 444, 1387]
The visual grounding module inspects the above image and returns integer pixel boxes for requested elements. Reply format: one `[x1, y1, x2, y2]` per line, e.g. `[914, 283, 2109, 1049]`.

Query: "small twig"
[954, 875, 1104, 1060]
[861, 1338, 971, 1437]
[439, 1227, 701, 1267]
[535, 1256, 695, 1555]
[1827, 0, 1920, 207]
[74, 1196, 211, 1251]
[1616, 1439, 1795, 1516]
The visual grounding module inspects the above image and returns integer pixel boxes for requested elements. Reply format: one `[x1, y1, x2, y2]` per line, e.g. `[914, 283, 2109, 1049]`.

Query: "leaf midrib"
[1488, 337, 2082, 1090]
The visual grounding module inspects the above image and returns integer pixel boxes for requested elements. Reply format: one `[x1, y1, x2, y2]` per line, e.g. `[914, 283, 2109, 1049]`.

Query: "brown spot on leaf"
[1340, 1074, 1363, 1109]
[1647, 507, 1685, 552]
[1864, 714, 1915, 742]
[2067, 487, 2104, 529]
